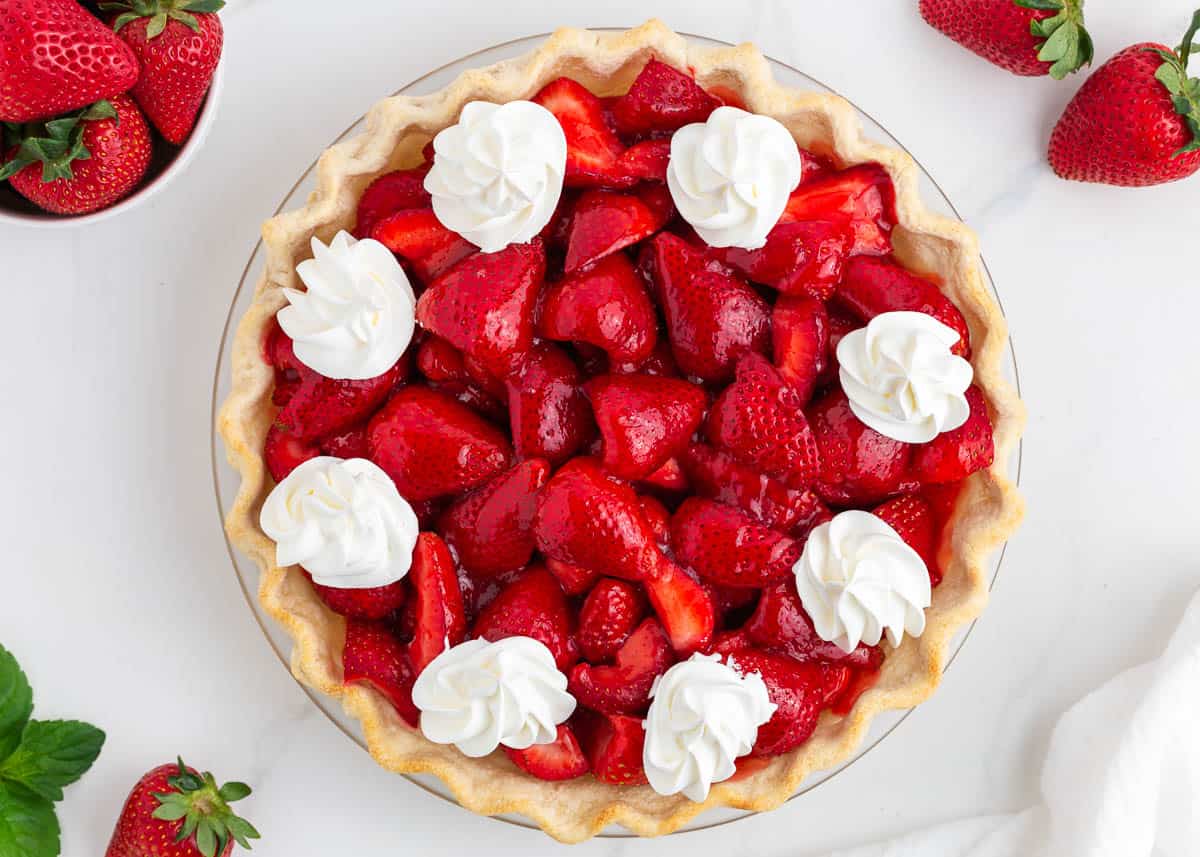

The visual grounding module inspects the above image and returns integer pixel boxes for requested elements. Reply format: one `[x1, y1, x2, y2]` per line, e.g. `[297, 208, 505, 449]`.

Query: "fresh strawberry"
[415, 240, 545, 379]
[745, 579, 879, 669]
[705, 353, 821, 489]
[438, 458, 551, 577]
[772, 295, 828, 403]
[641, 232, 770, 382]
[0, 0, 138, 123]
[262, 425, 317, 482]
[545, 558, 602, 596]
[108, 0, 225, 144]
[310, 575, 407, 622]
[671, 498, 800, 588]
[1048, 16, 1200, 186]
[872, 494, 937, 579]
[806, 388, 912, 506]
[275, 355, 403, 444]
[406, 532, 466, 673]
[637, 494, 672, 549]
[585, 373, 708, 480]
[505, 342, 593, 465]
[319, 422, 369, 459]
[537, 252, 658, 363]
[919, 0, 1092, 79]
[609, 336, 680, 378]
[708, 220, 851, 300]
[569, 618, 674, 714]
[534, 457, 665, 582]
[577, 578, 648, 663]
[643, 560, 716, 654]
[779, 164, 895, 256]
[343, 619, 420, 725]
[104, 758, 259, 857]
[835, 256, 971, 358]
[611, 58, 720, 135]
[615, 138, 671, 182]
[575, 711, 648, 785]
[353, 164, 432, 238]
[372, 208, 477, 283]
[1, 96, 151, 215]
[726, 650, 831, 756]
[367, 385, 513, 501]
[474, 565, 579, 671]
[564, 189, 668, 273]
[532, 77, 627, 187]
[503, 724, 589, 781]
[910, 385, 995, 483]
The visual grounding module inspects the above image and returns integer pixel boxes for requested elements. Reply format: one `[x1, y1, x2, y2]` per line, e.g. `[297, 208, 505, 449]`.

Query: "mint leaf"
[0, 781, 59, 857]
[0, 721, 105, 803]
[0, 648, 32, 763]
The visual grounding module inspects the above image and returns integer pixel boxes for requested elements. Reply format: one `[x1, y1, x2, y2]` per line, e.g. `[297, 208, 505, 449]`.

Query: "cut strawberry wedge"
[577, 578, 648, 663]
[407, 532, 467, 673]
[910, 385, 994, 483]
[569, 618, 675, 715]
[545, 558, 602, 597]
[644, 561, 716, 655]
[504, 724, 590, 781]
[473, 565, 579, 671]
[371, 207, 476, 283]
[638, 456, 690, 496]
[772, 295, 829, 404]
[806, 388, 913, 506]
[505, 342, 594, 465]
[532, 77, 628, 188]
[343, 620, 419, 726]
[575, 710, 648, 785]
[311, 575, 406, 622]
[872, 493, 937, 581]
[779, 163, 895, 256]
[611, 58, 721, 135]
[319, 422, 370, 460]
[353, 164, 431, 239]
[564, 189, 669, 273]
[275, 357, 405, 444]
[728, 650, 830, 756]
[263, 425, 318, 483]
[708, 219, 851, 300]
[745, 578, 879, 669]
[636, 494, 672, 549]
[670, 498, 800, 588]
[616, 138, 671, 182]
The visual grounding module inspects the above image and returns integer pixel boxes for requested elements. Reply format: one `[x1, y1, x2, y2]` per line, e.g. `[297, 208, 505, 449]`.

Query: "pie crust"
[218, 20, 1025, 843]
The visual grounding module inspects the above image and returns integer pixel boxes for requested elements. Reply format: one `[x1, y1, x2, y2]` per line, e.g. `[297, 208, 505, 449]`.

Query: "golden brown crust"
[217, 20, 1025, 843]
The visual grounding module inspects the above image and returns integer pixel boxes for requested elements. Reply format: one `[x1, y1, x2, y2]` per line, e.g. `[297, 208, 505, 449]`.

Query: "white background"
[2, 1, 1198, 854]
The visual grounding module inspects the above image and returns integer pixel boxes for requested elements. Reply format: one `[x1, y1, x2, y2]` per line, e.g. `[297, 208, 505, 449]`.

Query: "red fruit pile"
[265, 58, 997, 785]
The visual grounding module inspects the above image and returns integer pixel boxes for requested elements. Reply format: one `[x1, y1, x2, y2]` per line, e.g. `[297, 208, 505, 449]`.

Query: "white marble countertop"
[2, 1, 1198, 854]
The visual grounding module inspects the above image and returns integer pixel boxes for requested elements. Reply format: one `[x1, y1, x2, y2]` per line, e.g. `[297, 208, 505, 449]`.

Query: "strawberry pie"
[220, 21, 1024, 842]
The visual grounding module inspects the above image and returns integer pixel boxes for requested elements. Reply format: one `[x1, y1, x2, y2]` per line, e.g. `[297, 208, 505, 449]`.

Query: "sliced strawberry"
[564, 189, 668, 273]
[616, 138, 671, 182]
[830, 662, 882, 716]
[576, 711, 648, 785]
[504, 724, 590, 781]
[538, 189, 578, 254]
[354, 165, 432, 238]
[644, 561, 716, 655]
[275, 359, 404, 444]
[545, 558, 602, 597]
[779, 163, 895, 256]
[636, 494, 672, 549]
[708, 628, 754, 656]
[772, 295, 828, 403]
[570, 618, 675, 715]
[609, 337, 680, 378]
[367, 386, 513, 501]
[415, 336, 470, 384]
[806, 388, 913, 506]
[706, 353, 821, 489]
[818, 307, 861, 388]
[343, 620, 418, 726]
[537, 252, 658, 364]
[438, 459, 551, 577]
[641, 232, 770, 383]
[473, 565, 579, 671]
[910, 386, 995, 483]
[415, 239, 545, 379]
[727, 650, 829, 756]
[611, 58, 720, 135]
[532, 77, 627, 187]
[372, 208, 477, 284]
[638, 457, 690, 496]
[918, 481, 965, 587]
[311, 575, 406, 621]
[872, 493, 937, 579]
[319, 422, 370, 460]
[263, 425, 318, 483]
[708, 220, 851, 300]
[671, 498, 800, 589]
[505, 342, 593, 465]
[745, 579, 879, 669]
[577, 579, 648, 663]
[835, 255, 971, 358]
[406, 532, 467, 673]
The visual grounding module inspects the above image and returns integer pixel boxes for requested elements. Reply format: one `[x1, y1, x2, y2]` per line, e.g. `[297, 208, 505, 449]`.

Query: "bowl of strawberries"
[0, 0, 225, 227]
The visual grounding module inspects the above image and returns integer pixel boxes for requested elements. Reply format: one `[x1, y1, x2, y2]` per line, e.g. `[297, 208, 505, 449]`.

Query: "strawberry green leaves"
[102, 0, 227, 38]
[1016, 0, 1094, 79]
[0, 101, 118, 184]
[0, 644, 104, 857]
[151, 758, 260, 857]
[1153, 9, 1200, 156]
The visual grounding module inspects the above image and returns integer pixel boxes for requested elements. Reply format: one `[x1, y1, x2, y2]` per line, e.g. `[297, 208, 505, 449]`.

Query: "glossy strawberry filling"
[261, 59, 994, 785]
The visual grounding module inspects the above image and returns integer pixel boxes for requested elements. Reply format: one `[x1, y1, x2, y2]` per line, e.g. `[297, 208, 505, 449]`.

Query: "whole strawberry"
[106, 757, 259, 857]
[0, 0, 139, 122]
[1049, 10, 1200, 186]
[0, 94, 152, 213]
[103, 0, 225, 144]
[920, 0, 1092, 78]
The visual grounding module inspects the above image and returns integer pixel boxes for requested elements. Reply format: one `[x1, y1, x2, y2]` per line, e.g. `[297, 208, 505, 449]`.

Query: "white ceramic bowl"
[0, 60, 224, 229]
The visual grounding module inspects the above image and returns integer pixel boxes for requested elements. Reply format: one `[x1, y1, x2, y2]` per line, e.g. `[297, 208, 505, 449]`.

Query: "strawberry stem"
[1179, 9, 1200, 70]
[1150, 10, 1200, 157]
[150, 757, 260, 857]
[101, 0, 225, 36]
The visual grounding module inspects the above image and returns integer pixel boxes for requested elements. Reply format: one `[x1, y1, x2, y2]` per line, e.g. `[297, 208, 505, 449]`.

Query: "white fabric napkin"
[827, 589, 1200, 857]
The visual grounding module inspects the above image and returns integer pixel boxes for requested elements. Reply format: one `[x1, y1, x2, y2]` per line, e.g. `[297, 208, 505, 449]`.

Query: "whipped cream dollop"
[279, 231, 416, 380]
[412, 637, 576, 757]
[793, 510, 931, 654]
[260, 457, 420, 589]
[643, 653, 776, 802]
[836, 310, 973, 444]
[424, 100, 567, 253]
[666, 105, 802, 250]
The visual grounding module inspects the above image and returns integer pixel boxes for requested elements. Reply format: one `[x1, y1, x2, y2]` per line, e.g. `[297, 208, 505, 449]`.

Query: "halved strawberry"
[438, 459, 551, 577]
[830, 663, 882, 716]
[504, 724, 589, 781]
[505, 342, 594, 465]
[473, 565, 579, 671]
[708, 220, 851, 300]
[615, 138, 671, 182]
[772, 295, 828, 404]
[779, 163, 895, 256]
[263, 426, 318, 483]
[537, 252, 658, 364]
[727, 650, 830, 756]
[644, 561, 716, 655]
[564, 189, 669, 273]
[545, 558, 602, 597]
[872, 493, 937, 579]
[611, 58, 720, 135]
[806, 388, 912, 506]
[569, 618, 675, 715]
[415, 239, 546, 379]
[636, 494, 672, 549]
[706, 353, 821, 489]
[532, 77, 627, 187]
[372, 208, 477, 283]
[745, 579, 879, 669]
[637, 457, 690, 496]
[818, 307, 861, 388]
[354, 164, 432, 238]
[575, 711, 648, 785]
[275, 360, 405, 444]
[835, 255, 971, 358]
[367, 386, 513, 501]
[406, 533, 467, 673]
[311, 575, 407, 621]
[671, 498, 800, 589]
[910, 386, 995, 483]
[415, 335, 469, 383]
[585, 373, 708, 481]
[641, 232, 770, 383]
[319, 422, 370, 460]
[577, 578, 648, 663]
[609, 337, 680, 378]
[343, 620, 418, 725]
[708, 628, 754, 656]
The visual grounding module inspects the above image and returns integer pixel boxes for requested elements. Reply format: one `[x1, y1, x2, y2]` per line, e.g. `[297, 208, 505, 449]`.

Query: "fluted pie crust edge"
[217, 20, 1026, 844]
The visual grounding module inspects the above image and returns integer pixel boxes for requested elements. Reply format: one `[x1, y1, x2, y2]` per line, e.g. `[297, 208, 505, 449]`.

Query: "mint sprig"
[0, 644, 104, 857]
